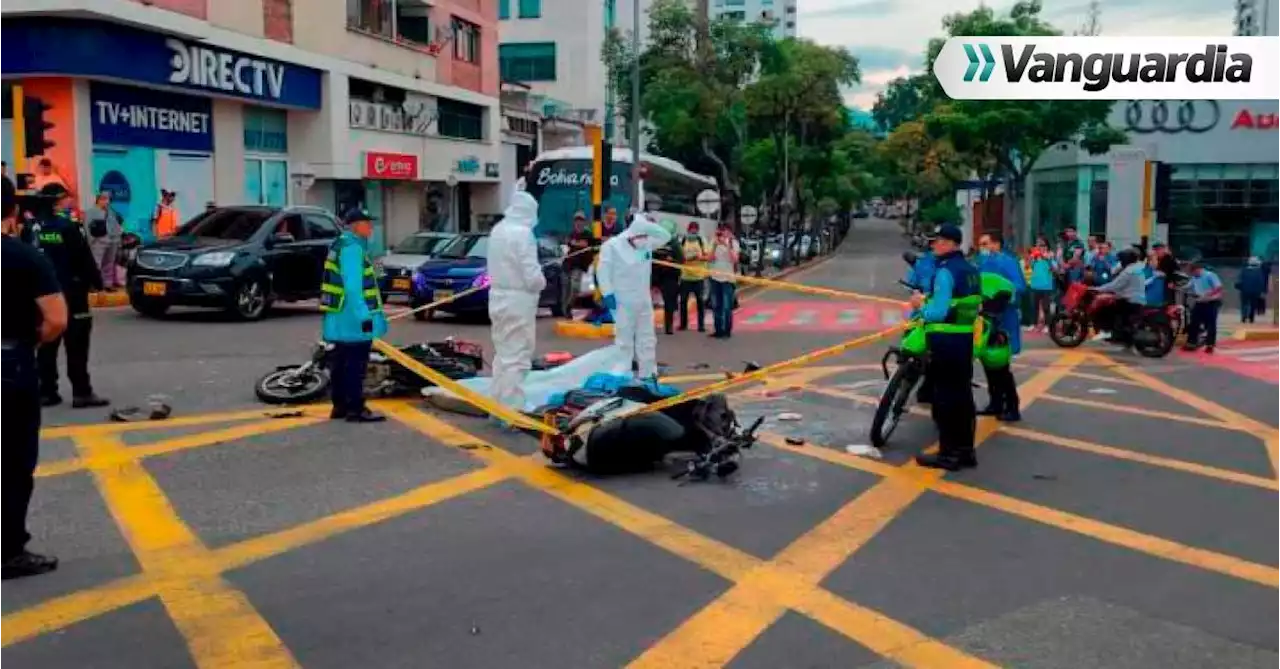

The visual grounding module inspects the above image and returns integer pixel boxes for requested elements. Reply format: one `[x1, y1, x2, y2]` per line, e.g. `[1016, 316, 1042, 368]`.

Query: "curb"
[89, 292, 130, 309]
[1232, 328, 1279, 342]
[738, 253, 835, 300]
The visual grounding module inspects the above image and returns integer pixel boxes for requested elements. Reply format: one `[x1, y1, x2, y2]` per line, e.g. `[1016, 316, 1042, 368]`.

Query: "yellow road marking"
[629, 353, 1082, 668]
[1000, 425, 1279, 491]
[38, 417, 324, 478]
[659, 372, 734, 384]
[1039, 393, 1250, 431]
[2, 465, 507, 648]
[1062, 369, 1147, 387]
[384, 403, 993, 668]
[40, 405, 329, 439]
[71, 432, 297, 668]
[764, 434, 1279, 589]
[1104, 358, 1279, 475]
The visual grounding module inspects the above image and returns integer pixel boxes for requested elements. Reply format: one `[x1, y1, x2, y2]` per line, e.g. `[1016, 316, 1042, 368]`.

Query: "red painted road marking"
[1179, 342, 1278, 384]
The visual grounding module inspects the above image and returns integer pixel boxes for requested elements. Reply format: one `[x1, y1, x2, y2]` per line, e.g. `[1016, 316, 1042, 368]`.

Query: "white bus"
[523, 146, 719, 241]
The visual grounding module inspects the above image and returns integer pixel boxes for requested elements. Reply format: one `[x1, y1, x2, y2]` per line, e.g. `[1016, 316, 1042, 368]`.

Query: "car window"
[180, 209, 272, 240]
[275, 215, 305, 240]
[439, 235, 489, 259]
[394, 234, 453, 255]
[303, 214, 340, 241]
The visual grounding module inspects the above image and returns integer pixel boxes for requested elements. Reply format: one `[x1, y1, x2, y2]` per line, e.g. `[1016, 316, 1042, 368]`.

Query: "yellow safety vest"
[680, 237, 707, 280]
[319, 240, 384, 313]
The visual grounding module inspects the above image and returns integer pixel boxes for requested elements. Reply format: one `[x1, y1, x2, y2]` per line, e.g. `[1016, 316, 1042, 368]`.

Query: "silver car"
[377, 231, 458, 297]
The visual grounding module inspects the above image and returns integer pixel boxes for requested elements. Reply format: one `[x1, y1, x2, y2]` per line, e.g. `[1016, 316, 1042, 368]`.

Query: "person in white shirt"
[707, 222, 740, 339]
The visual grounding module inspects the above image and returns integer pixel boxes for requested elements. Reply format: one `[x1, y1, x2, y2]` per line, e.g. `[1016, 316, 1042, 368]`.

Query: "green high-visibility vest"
[319, 240, 383, 314]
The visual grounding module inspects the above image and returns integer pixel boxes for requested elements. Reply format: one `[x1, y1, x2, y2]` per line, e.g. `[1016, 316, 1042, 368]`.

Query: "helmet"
[1117, 248, 1140, 266]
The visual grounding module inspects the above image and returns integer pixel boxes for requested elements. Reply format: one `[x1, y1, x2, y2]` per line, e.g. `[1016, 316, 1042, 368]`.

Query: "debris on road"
[845, 444, 883, 459]
[266, 410, 305, 419]
[1087, 387, 1118, 395]
[1032, 473, 1058, 481]
[776, 412, 803, 421]
[785, 437, 806, 446]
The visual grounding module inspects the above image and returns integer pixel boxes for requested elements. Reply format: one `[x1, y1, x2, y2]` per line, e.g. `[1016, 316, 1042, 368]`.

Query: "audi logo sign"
[1124, 100, 1219, 134]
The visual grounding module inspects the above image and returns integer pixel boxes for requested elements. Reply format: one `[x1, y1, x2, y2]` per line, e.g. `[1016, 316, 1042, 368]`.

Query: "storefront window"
[1089, 180, 1108, 237]
[1165, 163, 1279, 262]
[438, 99, 485, 141]
[244, 159, 289, 207]
[244, 107, 288, 154]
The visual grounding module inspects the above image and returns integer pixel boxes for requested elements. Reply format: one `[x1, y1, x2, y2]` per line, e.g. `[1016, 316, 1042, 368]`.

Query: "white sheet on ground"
[422, 345, 635, 413]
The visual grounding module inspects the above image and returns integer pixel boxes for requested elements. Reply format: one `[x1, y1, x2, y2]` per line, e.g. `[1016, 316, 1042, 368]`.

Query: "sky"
[798, 0, 1237, 110]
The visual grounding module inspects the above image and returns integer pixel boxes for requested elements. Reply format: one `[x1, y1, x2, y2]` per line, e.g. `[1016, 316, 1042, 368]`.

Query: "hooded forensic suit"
[596, 213, 672, 379]
[486, 192, 547, 408]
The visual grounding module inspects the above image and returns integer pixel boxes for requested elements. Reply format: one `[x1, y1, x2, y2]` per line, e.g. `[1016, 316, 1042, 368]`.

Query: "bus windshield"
[524, 159, 632, 237]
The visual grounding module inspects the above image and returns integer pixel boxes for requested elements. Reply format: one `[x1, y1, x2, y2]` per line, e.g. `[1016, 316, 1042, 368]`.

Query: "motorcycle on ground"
[255, 338, 485, 404]
[1048, 282, 1176, 358]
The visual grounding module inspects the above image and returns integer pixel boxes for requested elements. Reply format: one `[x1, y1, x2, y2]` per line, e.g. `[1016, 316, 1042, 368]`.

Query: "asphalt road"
[5, 218, 1277, 669]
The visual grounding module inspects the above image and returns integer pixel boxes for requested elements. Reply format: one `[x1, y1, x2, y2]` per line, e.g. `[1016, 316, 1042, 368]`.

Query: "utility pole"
[604, 0, 616, 142]
[629, 0, 642, 207]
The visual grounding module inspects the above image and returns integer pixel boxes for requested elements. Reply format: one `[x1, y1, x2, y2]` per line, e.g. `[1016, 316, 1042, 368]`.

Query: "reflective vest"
[680, 236, 707, 280]
[924, 252, 982, 356]
[319, 239, 383, 314]
[975, 271, 1016, 368]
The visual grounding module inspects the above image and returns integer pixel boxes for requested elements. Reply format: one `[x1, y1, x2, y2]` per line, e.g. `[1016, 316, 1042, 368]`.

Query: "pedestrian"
[564, 211, 596, 320]
[652, 219, 684, 335]
[1089, 240, 1116, 284]
[1183, 261, 1223, 353]
[1059, 226, 1086, 263]
[1027, 237, 1057, 330]
[1142, 248, 1167, 308]
[1236, 256, 1266, 324]
[909, 224, 982, 471]
[3, 175, 68, 579]
[34, 184, 109, 408]
[1083, 233, 1101, 265]
[708, 221, 740, 339]
[319, 208, 389, 422]
[30, 158, 68, 192]
[153, 189, 180, 239]
[596, 212, 671, 385]
[598, 206, 621, 240]
[976, 232, 1026, 421]
[485, 191, 546, 411]
[86, 190, 124, 290]
[678, 222, 709, 332]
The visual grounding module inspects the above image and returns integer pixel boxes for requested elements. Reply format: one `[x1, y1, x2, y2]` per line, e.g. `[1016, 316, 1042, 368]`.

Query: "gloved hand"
[602, 294, 618, 311]
[643, 375, 663, 393]
[361, 320, 373, 333]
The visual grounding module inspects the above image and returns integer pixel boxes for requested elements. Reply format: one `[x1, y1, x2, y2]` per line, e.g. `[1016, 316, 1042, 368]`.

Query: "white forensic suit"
[486, 191, 547, 408]
[595, 213, 672, 380]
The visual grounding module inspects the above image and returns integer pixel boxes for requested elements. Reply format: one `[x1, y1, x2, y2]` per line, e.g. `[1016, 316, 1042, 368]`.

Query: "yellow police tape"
[372, 319, 913, 437]
[651, 260, 910, 307]
[387, 245, 598, 322]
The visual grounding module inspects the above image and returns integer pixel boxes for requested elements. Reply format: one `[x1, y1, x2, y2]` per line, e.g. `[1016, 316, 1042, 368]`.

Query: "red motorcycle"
[1048, 283, 1175, 358]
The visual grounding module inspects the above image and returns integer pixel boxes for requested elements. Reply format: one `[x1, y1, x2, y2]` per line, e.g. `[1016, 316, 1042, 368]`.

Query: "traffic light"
[22, 95, 55, 157]
[1153, 161, 1173, 221]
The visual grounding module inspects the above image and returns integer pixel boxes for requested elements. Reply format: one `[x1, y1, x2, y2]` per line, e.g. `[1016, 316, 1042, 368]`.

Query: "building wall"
[708, 0, 797, 38]
[211, 98, 246, 205]
[1235, 0, 1279, 35]
[208, 0, 265, 38]
[499, 0, 608, 121]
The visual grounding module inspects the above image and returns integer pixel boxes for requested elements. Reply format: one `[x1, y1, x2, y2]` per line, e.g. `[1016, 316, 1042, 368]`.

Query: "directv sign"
[2, 18, 323, 109]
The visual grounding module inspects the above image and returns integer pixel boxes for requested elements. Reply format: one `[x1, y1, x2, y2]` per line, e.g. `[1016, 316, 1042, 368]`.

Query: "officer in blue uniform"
[906, 230, 938, 404]
[34, 184, 108, 408]
[320, 208, 389, 422]
[908, 224, 982, 470]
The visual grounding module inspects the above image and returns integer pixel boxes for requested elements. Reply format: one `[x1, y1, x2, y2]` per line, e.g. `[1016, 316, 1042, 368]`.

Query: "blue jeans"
[330, 340, 372, 416]
[710, 280, 736, 336]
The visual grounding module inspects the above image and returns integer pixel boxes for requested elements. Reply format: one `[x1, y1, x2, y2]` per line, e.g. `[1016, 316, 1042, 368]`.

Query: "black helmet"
[1117, 248, 1140, 266]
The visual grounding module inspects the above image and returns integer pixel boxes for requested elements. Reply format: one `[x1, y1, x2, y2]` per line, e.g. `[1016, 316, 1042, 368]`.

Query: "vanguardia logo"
[935, 37, 1276, 101]
[976, 43, 1253, 92]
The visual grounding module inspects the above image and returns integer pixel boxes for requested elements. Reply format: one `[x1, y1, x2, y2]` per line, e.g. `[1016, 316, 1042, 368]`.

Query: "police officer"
[3, 176, 68, 579]
[908, 224, 982, 471]
[906, 229, 939, 404]
[320, 208, 388, 422]
[34, 184, 109, 408]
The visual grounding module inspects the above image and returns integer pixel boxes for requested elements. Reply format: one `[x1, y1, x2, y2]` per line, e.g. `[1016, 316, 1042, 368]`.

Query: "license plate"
[433, 289, 454, 301]
[142, 281, 167, 297]
[391, 278, 411, 290]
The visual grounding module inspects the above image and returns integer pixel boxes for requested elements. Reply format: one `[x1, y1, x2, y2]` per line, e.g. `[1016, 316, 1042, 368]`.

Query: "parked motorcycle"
[255, 338, 485, 404]
[1048, 283, 1175, 358]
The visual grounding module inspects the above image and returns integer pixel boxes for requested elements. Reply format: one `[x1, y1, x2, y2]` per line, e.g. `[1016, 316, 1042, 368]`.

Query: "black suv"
[127, 205, 344, 320]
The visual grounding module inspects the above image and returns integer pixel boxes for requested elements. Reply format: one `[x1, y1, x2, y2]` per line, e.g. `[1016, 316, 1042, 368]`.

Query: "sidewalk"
[1222, 323, 1280, 341]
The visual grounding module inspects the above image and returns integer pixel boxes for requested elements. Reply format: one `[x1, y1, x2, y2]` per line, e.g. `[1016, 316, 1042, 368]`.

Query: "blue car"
[409, 233, 572, 321]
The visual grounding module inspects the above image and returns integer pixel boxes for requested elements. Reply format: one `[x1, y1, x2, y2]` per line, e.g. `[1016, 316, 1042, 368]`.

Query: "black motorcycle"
[255, 339, 484, 404]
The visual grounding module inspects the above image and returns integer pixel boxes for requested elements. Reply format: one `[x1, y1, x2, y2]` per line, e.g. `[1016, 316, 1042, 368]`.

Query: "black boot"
[2, 551, 59, 580]
[915, 451, 978, 471]
[72, 393, 110, 409]
[346, 408, 386, 423]
[977, 404, 1002, 416]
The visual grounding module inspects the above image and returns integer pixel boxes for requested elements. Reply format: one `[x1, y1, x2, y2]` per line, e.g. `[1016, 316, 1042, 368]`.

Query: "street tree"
[871, 74, 938, 133]
[922, 0, 1126, 240]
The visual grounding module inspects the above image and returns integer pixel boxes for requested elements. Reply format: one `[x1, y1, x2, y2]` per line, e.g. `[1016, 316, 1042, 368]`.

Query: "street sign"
[695, 189, 721, 216]
[740, 205, 758, 227]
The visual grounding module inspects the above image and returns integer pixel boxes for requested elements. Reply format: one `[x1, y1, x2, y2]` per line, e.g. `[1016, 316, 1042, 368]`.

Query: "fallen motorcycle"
[255, 338, 484, 404]
[538, 387, 761, 481]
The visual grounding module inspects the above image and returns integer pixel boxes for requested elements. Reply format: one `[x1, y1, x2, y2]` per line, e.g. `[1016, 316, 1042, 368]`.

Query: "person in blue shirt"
[1183, 261, 1223, 352]
[1141, 250, 1166, 308]
[320, 209, 390, 422]
[906, 245, 937, 290]
[1088, 240, 1116, 284]
[1236, 256, 1266, 324]
[976, 232, 1026, 420]
[1027, 238, 1058, 329]
[908, 224, 982, 471]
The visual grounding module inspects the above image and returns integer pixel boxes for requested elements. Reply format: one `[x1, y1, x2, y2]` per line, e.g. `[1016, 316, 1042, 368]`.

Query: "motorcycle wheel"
[255, 366, 331, 404]
[1133, 320, 1175, 359]
[870, 359, 921, 449]
[1048, 313, 1088, 348]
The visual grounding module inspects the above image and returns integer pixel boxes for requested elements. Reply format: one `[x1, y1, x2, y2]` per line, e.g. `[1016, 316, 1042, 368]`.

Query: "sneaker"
[71, 394, 110, 409]
[914, 453, 977, 471]
[345, 409, 386, 423]
[40, 393, 63, 408]
[2, 551, 59, 580]
[997, 410, 1022, 423]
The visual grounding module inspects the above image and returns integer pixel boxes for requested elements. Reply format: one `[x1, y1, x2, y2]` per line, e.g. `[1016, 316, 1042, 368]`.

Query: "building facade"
[1235, 0, 1279, 35]
[2, 0, 504, 255]
[709, 0, 797, 38]
[1024, 100, 1279, 262]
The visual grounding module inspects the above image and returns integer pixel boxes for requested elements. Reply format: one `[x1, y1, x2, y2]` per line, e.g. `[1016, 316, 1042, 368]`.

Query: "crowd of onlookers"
[1015, 225, 1272, 353]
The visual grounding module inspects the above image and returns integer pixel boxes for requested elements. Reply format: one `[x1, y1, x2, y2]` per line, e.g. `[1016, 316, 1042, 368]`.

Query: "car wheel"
[232, 278, 269, 321]
[132, 300, 169, 318]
